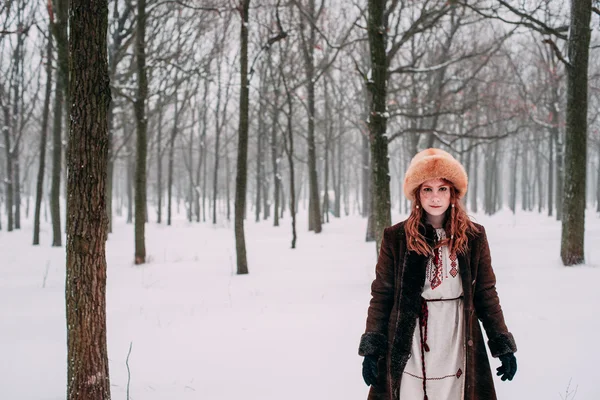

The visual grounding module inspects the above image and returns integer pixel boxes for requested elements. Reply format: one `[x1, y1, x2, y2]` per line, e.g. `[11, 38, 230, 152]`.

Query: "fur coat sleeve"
[358, 227, 396, 358]
[472, 226, 517, 357]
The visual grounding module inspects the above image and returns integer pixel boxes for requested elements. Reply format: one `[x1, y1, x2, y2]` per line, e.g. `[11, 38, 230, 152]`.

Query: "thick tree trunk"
[368, 0, 392, 253]
[34, 28, 53, 245]
[133, 0, 148, 264]
[561, 0, 591, 266]
[65, 1, 111, 398]
[235, 0, 251, 274]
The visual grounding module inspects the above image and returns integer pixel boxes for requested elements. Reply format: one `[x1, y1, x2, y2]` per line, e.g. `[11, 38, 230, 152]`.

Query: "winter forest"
[2, 0, 600, 400]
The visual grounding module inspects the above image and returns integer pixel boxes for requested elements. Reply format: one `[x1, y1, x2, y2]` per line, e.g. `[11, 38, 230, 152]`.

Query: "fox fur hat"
[403, 148, 468, 202]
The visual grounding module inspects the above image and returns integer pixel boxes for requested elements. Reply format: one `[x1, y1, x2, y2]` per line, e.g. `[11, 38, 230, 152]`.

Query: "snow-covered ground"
[1, 209, 599, 400]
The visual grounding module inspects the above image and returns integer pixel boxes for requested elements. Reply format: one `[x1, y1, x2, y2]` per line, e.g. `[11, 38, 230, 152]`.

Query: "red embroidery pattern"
[430, 247, 443, 290]
[449, 252, 458, 278]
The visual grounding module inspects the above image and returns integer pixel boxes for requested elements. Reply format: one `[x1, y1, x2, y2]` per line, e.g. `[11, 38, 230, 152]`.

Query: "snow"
[1, 209, 600, 400]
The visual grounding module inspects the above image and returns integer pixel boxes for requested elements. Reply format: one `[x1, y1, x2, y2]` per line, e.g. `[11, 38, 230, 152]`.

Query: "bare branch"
[543, 38, 572, 68]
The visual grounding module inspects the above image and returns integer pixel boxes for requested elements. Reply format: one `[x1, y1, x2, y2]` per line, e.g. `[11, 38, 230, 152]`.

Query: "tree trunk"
[65, 0, 111, 398]
[301, 0, 322, 234]
[234, 0, 251, 274]
[50, 7, 66, 245]
[157, 105, 163, 223]
[34, 27, 53, 245]
[226, 146, 231, 221]
[535, 135, 544, 213]
[561, 0, 591, 266]
[212, 74, 222, 225]
[467, 148, 476, 213]
[282, 68, 297, 249]
[167, 98, 178, 226]
[368, 0, 392, 252]
[126, 141, 133, 224]
[548, 129, 554, 216]
[333, 126, 342, 218]
[271, 74, 281, 227]
[510, 138, 519, 214]
[255, 85, 264, 223]
[361, 129, 369, 218]
[521, 140, 529, 211]
[12, 16, 24, 231]
[197, 85, 208, 222]
[133, 0, 148, 264]
[555, 126, 564, 220]
[596, 137, 600, 213]
[187, 114, 195, 223]
[2, 99, 14, 233]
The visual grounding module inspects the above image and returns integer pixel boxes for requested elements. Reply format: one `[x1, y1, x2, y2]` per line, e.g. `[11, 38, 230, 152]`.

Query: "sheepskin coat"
[358, 221, 517, 400]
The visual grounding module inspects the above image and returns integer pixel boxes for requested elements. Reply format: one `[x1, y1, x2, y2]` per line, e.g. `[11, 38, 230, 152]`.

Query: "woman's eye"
[439, 187, 447, 192]
[423, 188, 431, 192]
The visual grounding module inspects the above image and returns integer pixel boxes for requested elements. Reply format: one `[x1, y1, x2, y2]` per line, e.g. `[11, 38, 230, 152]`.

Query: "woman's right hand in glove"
[362, 354, 379, 386]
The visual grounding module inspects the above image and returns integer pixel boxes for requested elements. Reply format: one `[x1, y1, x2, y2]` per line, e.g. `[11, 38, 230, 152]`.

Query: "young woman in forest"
[358, 148, 517, 400]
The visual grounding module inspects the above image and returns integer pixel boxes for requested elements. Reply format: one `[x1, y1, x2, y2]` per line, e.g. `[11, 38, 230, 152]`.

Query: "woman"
[359, 148, 517, 400]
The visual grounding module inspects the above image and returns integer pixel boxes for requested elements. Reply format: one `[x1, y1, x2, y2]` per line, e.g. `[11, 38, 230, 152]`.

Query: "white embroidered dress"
[399, 228, 465, 400]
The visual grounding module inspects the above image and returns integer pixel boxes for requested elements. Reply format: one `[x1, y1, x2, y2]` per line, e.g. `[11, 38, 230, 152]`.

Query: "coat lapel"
[389, 224, 433, 389]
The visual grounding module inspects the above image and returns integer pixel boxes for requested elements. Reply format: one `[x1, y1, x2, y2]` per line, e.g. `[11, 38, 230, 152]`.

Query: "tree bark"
[234, 0, 251, 274]
[65, 0, 111, 398]
[561, 0, 591, 266]
[34, 25, 53, 245]
[367, 0, 392, 252]
[300, 0, 322, 233]
[133, 0, 148, 264]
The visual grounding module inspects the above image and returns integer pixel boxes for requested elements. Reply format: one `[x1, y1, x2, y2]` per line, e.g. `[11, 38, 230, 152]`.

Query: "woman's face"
[419, 178, 451, 217]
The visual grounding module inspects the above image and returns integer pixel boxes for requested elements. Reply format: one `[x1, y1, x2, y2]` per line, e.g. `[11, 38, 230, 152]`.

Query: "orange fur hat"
[403, 148, 468, 201]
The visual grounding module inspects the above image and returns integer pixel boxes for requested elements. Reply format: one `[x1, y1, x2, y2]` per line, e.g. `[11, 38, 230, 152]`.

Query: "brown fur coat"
[359, 221, 517, 400]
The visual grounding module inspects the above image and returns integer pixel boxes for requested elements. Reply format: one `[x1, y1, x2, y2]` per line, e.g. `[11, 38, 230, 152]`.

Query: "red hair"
[405, 179, 478, 256]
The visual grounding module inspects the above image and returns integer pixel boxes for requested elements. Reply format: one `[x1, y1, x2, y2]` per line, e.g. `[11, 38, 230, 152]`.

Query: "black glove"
[496, 353, 517, 381]
[362, 354, 379, 386]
